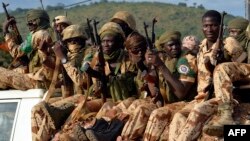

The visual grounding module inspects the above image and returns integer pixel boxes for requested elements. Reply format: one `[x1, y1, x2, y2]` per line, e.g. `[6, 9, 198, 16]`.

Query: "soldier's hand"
[2, 17, 16, 35]
[53, 41, 67, 64]
[145, 49, 163, 67]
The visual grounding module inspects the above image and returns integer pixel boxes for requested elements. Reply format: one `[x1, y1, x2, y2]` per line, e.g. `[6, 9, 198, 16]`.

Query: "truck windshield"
[0, 102, 18, 141]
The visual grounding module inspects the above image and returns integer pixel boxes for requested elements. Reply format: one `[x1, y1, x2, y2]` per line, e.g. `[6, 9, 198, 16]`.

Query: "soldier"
[0, 9, 55, 90]
[201, 18, 250, 138]
[110, 11, 137, 38]
[168, 10, 248, 141]
[119, 31, 198, 141]
[142, 35, 199, 141]
[84, 31, 148, 141]
[31, 24, 105, 141]
[226, 17, 250, 63]
[53, 15, 72, 35]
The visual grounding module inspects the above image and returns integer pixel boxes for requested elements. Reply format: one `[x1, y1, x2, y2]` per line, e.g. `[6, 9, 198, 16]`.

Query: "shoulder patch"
[178, 65, 190, 74]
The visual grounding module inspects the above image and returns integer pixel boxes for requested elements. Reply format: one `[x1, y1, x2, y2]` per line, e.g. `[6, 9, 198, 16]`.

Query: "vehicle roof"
[0, 89, 45, 99]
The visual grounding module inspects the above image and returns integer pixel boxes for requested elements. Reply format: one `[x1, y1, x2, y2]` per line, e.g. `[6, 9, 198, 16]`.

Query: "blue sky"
[1, 0, 246, 17]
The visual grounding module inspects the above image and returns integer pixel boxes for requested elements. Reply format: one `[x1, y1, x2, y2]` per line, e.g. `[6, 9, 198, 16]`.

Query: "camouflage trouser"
[121, 98, 158, 141]
[169, 99, 218, 141]
[31, 94, 103, 141]
[0, 67, 37, 90]
[95, 97, 136, 120]
[213, 62, 250, 103]
[143, 101, 187, 141]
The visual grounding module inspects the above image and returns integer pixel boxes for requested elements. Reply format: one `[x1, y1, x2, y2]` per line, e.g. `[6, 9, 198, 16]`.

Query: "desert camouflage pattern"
[196, 39, 218, 100]
[31, 94, 103, 141]
[169, 99, 218, 141]
[199, 103, 250, 141]
[223, 37, 247, 63]
[121, 98, 158, 140]
[213, 62, 250, 103]
[0, 29, 54, 90]
[31, 94, 82, 141]
[143, 101, 187, 141]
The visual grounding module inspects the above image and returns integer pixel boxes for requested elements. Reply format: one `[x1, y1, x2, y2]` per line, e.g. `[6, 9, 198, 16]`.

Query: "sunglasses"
[130, 47, 145, 54]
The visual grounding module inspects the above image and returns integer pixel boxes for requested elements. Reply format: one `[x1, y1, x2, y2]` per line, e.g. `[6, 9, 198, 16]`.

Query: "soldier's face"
[101, 34, 117, 55]
[56, 23, 69, 34]
[202, 17, 220, 42]
[163, 40, 181, 58]
[27, 18, 38, 31]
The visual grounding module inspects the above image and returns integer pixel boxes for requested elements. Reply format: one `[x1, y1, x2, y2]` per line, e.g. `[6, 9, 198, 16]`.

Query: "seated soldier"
[142, 35, 199, 141]
[50, 22, 140, 141]
[31, 24, 104, 141]
[53, 15, 72, 35]
[119, 31, 198, 141]
[168, 10, 248, 141]
[0, 9, 55, 90]
[228, 18, 249, 62]
[202, 19, 250, 136]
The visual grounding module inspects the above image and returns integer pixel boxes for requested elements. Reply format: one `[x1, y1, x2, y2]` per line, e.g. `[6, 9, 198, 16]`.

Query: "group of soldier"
[0, 7, 250, 141]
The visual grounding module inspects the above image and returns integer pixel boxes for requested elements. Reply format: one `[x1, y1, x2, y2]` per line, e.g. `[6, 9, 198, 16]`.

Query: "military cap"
[155, 31, 181, 49]
[99, 22, 125, 39]
[110, 11, 136, 30]
[62, 24, 87, 41]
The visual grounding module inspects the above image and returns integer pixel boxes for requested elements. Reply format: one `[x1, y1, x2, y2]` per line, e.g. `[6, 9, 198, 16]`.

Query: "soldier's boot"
[203, 102, 236, 137]
[41, 101, 75, 129]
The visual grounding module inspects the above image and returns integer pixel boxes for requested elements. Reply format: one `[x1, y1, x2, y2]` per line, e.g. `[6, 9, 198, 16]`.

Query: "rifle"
[45, 19, 73, 101]
[91, 19, 108, 103]
[2, 2, 29, 69]
[2, 2, 22, 44]
[143, 19, 164, 105]
[212, 11, 227, 66]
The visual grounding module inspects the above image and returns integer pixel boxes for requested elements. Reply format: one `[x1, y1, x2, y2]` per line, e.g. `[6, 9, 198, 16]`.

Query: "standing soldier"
[0, 9, 55, 90]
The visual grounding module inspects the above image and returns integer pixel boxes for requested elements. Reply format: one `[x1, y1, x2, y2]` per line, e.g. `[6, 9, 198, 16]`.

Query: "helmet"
[62, 24, 86, 41]
[110, 11, 136, 30]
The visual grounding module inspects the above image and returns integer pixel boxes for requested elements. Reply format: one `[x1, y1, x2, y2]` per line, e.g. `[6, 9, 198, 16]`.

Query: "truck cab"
[0, 89, 45, 141]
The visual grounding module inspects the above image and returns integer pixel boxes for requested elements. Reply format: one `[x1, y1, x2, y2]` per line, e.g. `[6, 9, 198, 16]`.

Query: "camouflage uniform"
[0, 10, 54, 90]
[168, 37, 247, 141]
[143, 51, 198, 141]
[120, 33, 198, 141]
[31, 25, 98, 141]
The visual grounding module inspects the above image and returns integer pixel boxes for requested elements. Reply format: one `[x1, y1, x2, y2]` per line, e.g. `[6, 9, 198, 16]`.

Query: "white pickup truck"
[0, 89, 45, 141]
